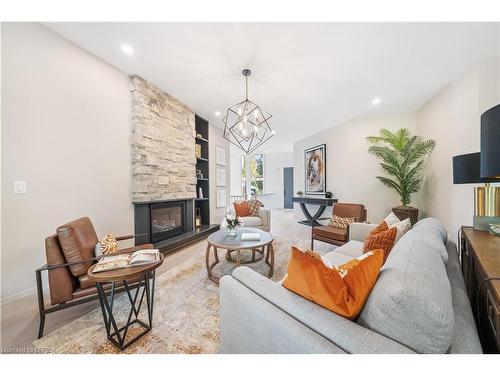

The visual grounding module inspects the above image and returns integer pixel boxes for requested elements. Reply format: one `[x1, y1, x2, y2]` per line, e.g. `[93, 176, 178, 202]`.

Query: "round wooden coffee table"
[87, 254, 164, 351]
[205, 228, 274, 284]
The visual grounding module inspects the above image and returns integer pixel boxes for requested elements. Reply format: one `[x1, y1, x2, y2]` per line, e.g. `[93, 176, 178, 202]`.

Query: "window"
[241, 154, 264, 196]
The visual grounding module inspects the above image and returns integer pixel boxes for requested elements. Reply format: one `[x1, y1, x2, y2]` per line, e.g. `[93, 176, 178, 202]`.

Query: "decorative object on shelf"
[99, 232, 118, 254]
[198, 187, 204, 199]
[196, 169, 203, 179]
[225, 215, 241, 236]
[452, 152, 500, 231]
[325, 191, 332, 198]
[195, 144, 202, 159]
[305, 144, 326, 195]
[216, 146, 227, 166]
[489, 223, 500, 237]
[367, 128, 435, 225]
[195, 208, 202, 227]
[216, 167, 226, 187]
[216, 189, 227, 208]
[222, 69, 273, 154]
[296, 191, 304, 197]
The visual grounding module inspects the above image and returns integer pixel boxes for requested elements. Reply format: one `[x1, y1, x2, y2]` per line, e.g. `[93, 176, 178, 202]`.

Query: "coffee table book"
[92, 249, 160, 273]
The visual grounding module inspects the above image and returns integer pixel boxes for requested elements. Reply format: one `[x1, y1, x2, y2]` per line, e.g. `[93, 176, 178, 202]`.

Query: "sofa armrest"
[223, 267, 415, 354]
[258, 207, 270, 228]
[349, 222, 377, 242]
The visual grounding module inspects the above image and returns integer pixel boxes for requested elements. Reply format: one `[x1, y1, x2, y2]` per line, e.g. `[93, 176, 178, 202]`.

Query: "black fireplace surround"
[133, 198, 194, 249]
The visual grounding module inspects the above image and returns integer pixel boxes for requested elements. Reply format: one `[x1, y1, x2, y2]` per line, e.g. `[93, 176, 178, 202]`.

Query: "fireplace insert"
[150, 201, 187, 243]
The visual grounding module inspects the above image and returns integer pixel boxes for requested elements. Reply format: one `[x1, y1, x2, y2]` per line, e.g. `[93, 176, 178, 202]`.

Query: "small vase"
[226, 227, 238, 237]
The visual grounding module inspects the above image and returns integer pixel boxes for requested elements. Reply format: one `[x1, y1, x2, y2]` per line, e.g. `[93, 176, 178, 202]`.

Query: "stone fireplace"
[130, 75, 197, 203]
[130, 76, 219, 251]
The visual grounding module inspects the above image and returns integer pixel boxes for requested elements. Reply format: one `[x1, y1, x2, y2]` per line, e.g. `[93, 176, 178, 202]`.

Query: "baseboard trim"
[1, 286, 48, 307]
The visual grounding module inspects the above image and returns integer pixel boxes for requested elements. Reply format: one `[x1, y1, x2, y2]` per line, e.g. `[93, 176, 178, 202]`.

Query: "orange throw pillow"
[283, 247, 384, 319]
[233, 201, 251, 217]
[363, 222, 397, 262]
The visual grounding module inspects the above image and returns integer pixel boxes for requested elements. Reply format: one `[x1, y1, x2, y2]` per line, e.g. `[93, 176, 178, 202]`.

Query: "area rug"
[32, 236, 315, 354]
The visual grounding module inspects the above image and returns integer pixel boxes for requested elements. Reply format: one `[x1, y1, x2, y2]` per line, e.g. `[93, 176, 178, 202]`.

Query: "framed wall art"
[216, 146, 227, 166]
[304, 144, 326, 195]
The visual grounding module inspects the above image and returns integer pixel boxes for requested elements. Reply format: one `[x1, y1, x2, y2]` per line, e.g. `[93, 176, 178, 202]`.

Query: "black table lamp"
[480, 104, 500, 179]
[453, 104, 500, 231]
[452, 152, 499, 230]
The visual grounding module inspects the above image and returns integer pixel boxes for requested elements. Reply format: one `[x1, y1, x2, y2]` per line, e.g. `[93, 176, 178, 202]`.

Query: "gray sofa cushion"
[231, 267, 415, 353]
[322, 251, 354, 267]
[334, 240, 364, 258]
[357, 221, 455, 353]
[410, 218, 449, 264]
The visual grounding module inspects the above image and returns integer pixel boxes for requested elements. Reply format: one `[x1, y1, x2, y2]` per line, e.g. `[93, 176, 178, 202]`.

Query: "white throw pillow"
[384, 212, 401, 227]
[383, 212, 411, 242]
[390, 218, 412, 242]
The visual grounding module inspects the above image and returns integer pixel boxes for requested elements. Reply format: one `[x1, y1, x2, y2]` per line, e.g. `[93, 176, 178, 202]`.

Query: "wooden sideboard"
[460, 227, 500, 353]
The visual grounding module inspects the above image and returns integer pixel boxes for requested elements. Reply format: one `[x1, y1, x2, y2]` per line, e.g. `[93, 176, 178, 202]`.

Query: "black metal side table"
[87, 254, 164, 351]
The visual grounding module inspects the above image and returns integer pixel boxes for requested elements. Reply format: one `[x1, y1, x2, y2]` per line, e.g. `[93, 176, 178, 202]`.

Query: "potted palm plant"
[367, 128, 436, 225]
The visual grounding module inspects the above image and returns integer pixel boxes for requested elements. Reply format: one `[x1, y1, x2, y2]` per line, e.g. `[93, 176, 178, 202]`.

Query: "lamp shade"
[480, 104, 500, 179]
[452, 152, 497, 184]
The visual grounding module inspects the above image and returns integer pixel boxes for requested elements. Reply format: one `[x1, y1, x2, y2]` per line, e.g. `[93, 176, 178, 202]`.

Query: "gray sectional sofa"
[219, 218, 482, 353]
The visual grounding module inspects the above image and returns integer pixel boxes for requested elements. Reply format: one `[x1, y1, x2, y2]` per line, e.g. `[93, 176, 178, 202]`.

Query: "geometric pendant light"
[222, 69, 274, 154]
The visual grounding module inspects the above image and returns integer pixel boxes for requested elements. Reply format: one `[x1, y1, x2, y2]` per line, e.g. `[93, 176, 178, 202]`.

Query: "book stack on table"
[241, 232, 261, 241]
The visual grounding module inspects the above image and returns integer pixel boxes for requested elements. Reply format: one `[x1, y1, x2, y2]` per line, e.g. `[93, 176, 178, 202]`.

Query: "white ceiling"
[44, 22, 499, 152]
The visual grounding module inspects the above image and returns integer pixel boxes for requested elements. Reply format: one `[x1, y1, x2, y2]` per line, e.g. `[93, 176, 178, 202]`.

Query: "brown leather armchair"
[311, 203, 367, 248]
[36, 217, 153, 338]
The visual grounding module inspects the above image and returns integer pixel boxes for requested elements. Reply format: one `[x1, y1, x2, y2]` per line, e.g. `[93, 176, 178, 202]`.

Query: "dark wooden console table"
[292, 196, 338, 227]
[460, 227, 500, 353]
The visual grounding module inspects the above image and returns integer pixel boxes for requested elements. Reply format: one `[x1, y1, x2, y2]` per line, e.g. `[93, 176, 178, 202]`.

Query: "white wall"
[1, 23, 134, 300]
[229, 152, 242, 197]
[209, 124, 230, 224]
[262, 151, 293, 209]
[417, 57, 500, 237]
[293, 112, 419, 222]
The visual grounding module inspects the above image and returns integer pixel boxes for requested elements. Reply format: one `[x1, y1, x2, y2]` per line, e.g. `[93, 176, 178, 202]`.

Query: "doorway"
[283, 167, 294, 209]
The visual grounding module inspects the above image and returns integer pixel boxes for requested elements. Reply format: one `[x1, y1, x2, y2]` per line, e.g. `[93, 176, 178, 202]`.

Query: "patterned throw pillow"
[329, 215, 356, 229]
[363, 222, 397, 262]
[391, 218, 411, 242]
[283, 247, 384, 319]
[246, 199, 264, 217]
[383, 212, 412, 242]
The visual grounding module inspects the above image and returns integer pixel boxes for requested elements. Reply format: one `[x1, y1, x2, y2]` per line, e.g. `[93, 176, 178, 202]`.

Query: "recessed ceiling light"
[371, 97, 381, 105]
[265, 150, 269, 153]
[214, 111, 221, 117]
[121, 44, 134, 56]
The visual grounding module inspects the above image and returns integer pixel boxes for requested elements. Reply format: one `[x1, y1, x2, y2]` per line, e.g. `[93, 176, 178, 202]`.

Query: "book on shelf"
[241, 232, 261, 241]
[92, 249, 160, 273]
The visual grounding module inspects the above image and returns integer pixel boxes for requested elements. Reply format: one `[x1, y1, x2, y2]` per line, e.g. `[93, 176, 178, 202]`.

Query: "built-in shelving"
[194, 115, 213, 228]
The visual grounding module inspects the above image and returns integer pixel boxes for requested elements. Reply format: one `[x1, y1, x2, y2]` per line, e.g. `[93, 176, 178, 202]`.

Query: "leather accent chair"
[36, 217, 153, 338]
[311, 203, 367, 248]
